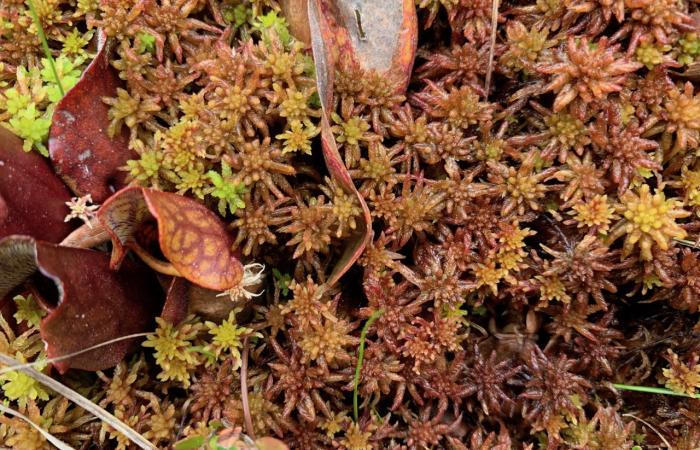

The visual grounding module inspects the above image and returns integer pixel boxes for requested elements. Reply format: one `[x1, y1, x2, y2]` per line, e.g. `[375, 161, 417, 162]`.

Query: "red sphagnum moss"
[4, 0, 700, 448]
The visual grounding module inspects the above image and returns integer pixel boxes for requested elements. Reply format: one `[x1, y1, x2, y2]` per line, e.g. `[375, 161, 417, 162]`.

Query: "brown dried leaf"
[308, 0, 374, 286]
[321, 117, 372, 286]
[309, 0, 417, 92]
[0, 236, 162, 372]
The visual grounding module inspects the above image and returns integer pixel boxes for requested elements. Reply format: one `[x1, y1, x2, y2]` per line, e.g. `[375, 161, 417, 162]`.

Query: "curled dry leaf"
[98, 186, 244, 291]
[0, 128, 74, 243]
[309, 0, 418, 92]
[319, 117, 372, 286]
[308, 0, 413, 286]
[48, 30, 133, 203]
[0, 236, 162, 372]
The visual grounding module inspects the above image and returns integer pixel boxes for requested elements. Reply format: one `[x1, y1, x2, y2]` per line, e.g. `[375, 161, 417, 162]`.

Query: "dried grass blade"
[485, 0, 499, 98]
[0, 403, 75, 450]
[0, 353, 155, 450]
[0, 332, 150, 376]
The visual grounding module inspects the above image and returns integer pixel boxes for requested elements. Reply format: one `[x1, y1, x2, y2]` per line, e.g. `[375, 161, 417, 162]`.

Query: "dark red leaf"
[161, 278, 191, 325]
[48, 31, 134, 203]
[0, 236, 162, 372]
[0, 128, 74, 242]
[99, 186, 244, 291]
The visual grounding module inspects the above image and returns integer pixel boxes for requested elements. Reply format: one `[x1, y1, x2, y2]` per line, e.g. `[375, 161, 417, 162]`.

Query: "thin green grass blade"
[613, 383, 700, 398]
[353, 308, 384, 422]
[26, 0, 65, 96]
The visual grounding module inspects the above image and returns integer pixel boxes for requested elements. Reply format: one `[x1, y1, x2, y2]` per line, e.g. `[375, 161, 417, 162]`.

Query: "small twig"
[354, 9, 366, 41]
[485, 0, 500, 98]
[674, 237, 700, 249]
[240, 337, 255, 439]
[175, 398, 192, 443]
[622, 413, 672, 449]
[542, 214, 571, 250]
[26, 0, 65, 96]
[353, 308, 384, 422]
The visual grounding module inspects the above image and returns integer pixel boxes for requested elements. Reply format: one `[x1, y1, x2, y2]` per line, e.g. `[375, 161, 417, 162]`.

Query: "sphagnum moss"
[5, 0, 700, 448]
